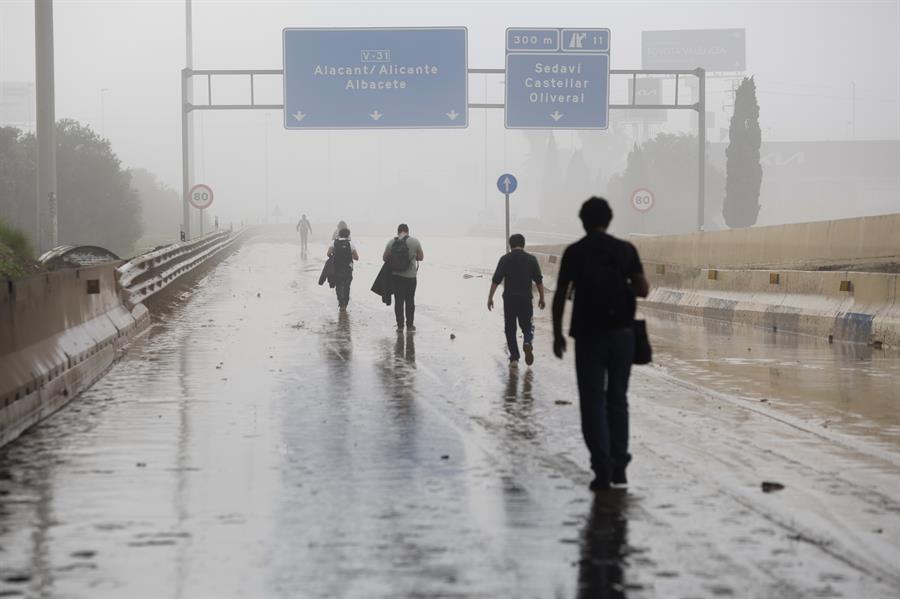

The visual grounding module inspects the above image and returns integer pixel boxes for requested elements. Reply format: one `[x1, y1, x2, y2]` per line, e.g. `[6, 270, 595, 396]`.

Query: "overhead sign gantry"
[181, 26, 710, 238]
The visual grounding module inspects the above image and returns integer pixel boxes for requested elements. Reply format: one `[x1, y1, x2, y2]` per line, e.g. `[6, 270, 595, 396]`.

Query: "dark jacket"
[370, 262, 393, 305]
[318, 256, 336, 288]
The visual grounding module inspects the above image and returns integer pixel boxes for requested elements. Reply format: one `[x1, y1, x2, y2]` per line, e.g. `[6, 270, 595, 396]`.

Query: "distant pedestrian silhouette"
[296, 213, 312, 254]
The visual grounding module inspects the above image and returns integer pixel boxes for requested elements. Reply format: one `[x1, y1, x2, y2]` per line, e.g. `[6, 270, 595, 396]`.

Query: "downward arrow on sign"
[369, 110, 383, 121]
[550, 111, 563, 121]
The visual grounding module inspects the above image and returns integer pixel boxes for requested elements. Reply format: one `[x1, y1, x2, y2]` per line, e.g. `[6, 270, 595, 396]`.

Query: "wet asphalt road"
[1, 232, 898, 598]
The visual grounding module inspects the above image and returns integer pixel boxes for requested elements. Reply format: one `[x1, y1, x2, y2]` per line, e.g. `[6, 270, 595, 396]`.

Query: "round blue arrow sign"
[497, 173, 518, 195]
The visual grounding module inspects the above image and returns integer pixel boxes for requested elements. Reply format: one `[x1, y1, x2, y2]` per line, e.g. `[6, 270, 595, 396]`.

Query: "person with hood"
[332, 220, 348, 241]
[327, 227, 359, 310]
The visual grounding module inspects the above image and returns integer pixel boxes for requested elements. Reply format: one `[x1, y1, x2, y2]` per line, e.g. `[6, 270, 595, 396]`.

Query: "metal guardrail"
[117, 229, 243, 307]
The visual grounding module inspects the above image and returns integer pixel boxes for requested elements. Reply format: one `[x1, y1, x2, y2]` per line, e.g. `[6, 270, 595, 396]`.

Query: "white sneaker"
[509, 360, 519, 368]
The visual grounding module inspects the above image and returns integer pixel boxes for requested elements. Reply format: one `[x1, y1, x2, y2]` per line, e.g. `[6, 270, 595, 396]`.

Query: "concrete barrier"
[533, 213, 900, 272]
[626, 213, 900, 270]
[0, 263, 149, 447]
[530, 214, 900, 347]
[641, 265, 899, 347]
[1, 230, 247, 448]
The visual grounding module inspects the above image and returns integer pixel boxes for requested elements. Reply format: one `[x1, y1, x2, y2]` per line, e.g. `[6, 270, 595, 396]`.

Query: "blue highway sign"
[283, 27, 468, 129]
[505, 28, 610, 129]
[497, 173, 518, 194]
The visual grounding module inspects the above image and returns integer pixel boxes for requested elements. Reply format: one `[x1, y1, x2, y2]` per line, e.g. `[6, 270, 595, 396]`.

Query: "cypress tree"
[723, 76, 762, 228]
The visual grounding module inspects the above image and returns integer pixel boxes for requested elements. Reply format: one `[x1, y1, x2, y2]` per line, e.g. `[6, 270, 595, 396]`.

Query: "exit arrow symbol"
[550, 111, 564, 121]
[369, 110, 383, 121]
[446, 109, 459, 121]
[292, 111, 306, 122]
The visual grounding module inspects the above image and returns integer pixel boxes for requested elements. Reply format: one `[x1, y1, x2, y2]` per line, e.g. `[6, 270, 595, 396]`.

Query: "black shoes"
[590, 464, 628, 492]
[612, 464, 628, 486]
[589, 476, 611, 492]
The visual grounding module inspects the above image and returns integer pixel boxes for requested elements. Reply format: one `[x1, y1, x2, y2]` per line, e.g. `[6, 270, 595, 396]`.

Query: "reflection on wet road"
[1, 233, 898, 598]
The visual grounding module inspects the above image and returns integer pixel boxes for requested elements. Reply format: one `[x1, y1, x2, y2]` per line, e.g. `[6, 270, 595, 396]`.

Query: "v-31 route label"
[283, 27, 468, 129]
[505, 28, 610, 129]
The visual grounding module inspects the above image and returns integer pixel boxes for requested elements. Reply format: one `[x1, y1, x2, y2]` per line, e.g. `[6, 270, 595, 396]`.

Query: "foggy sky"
[1, 0, 898, 232]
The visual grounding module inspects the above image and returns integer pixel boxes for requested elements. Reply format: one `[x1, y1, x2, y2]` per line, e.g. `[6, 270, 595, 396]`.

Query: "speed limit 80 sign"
[630, 188, 655, 213]
[188, 184, 214, 210]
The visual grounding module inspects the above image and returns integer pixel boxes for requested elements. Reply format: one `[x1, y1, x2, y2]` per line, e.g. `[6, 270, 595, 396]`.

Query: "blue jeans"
[574, 328, 635, 475]
[503, 296, 533, 361]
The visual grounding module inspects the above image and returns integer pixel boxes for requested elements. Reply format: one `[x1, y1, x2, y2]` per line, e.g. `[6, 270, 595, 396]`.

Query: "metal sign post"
[497, 174, 518, 251]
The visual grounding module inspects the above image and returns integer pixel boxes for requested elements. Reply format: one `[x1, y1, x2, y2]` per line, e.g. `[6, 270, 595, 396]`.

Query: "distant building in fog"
[0, 81, 36, 131]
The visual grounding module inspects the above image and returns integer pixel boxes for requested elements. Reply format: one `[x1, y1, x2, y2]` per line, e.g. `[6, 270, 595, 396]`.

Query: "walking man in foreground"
[296, 213, 312, 254]
[552, 197, 649, 491]
[383, 223, 423, 332]
[487, 234, 546, 368]
[327, 227, 358, 310]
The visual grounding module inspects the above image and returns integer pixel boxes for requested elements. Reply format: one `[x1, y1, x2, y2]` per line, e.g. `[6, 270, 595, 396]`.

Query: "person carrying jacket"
[327, 227, 359, 310]
[382, 223, 423, 332]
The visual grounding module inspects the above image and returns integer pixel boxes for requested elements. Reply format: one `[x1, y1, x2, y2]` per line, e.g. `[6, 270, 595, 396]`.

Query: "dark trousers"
[574, 328, 635, 475]
[503, 296, 534, 361]
[334, 274, 352, 307]
[392, 275, 417, 326]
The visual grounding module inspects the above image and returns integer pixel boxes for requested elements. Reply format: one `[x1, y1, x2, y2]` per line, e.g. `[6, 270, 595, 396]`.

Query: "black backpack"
[333, 239, 353, 274]
[389, 237, 411, 273]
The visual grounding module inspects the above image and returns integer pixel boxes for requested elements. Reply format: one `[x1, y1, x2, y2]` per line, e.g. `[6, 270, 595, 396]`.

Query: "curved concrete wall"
[0, 264, 148, 447]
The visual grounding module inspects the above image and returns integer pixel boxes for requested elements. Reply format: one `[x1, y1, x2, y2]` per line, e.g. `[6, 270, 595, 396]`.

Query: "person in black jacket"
[487, 234, 546, 368]
[327, 228, 359, 310]
[552, 197, 649, 492]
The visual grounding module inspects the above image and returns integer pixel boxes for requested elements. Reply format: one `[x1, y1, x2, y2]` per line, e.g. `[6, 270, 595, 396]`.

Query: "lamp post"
[100, 87, 109, 137]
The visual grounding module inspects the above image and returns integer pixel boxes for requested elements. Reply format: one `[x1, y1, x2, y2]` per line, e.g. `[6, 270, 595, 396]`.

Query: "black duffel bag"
[632, 320, 652, 365]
